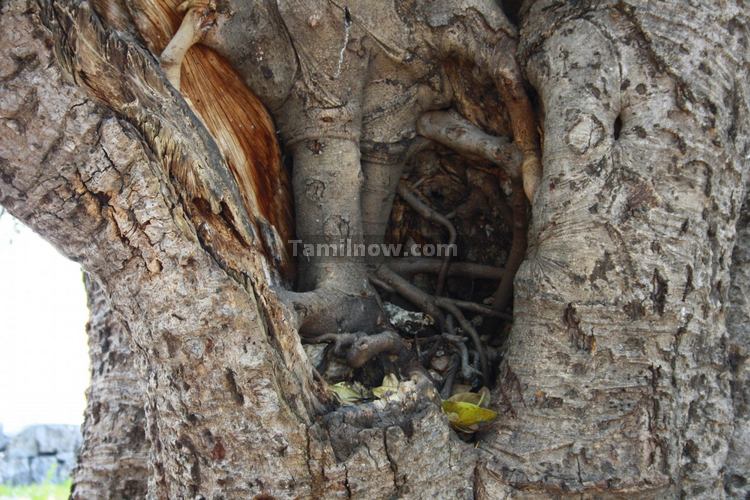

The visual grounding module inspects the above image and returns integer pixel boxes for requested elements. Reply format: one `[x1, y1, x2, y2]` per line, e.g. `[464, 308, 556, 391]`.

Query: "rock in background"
[0, 426, 8, 452]
[0, 424, 81, 485]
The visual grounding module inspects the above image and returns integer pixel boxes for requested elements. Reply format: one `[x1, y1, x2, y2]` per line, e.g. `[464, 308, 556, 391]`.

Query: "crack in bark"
[563, 303, 595, 353]
[650, 269, 668, 316]
[223, 368, 245, 405]
[382, 428, 400, 495]
[304, 425, 318, 498]
[611, 2, 698, 112]
[343, 464, 352, 499]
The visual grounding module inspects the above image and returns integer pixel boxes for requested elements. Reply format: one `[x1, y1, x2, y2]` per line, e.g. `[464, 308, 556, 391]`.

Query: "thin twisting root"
[374, 265, 446, 327]
[491, 177, 528, 312]
[372, 265, 511, 326]
[443, 333, 481, 381]
[396, 184, 456, 295]
[440, 297, 510, 319]
[369, 263, 495, 385]
[387, 257, 504, 281]
[436, 299, 489, 386]
[440, 354, 459, 399]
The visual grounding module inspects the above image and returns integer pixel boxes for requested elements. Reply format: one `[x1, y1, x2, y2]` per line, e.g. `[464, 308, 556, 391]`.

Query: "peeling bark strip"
[37, 0, 293, 281]
[128, 0, 295, 279]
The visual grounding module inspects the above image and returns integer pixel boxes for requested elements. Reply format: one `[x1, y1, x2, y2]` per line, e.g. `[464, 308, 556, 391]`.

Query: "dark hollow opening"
[614, 114, 623, 140]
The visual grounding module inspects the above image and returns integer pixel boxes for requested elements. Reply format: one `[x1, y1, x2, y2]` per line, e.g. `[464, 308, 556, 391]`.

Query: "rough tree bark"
[72, 274, 149, 498]
[727, 188, 750, 499]
[1, 0, 749, 499]
[479, 3, 750, 497]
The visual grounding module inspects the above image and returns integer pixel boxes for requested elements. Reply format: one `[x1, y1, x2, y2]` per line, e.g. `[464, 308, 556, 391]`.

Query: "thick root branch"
[492, 37, 542, 201]
[346, 330, 405, 368]
[416, 110, 522, 177]
[303, 330, 405, 369]
[388, 257, 504, 280]
[281, 287, 383, 337]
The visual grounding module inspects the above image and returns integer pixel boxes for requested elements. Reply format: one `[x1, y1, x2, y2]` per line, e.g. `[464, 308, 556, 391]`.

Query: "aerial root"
[492, 37, 543, 202]
[491, 178, 528, 312]
[416, 110, 522, 178]
[396, 184, 456, 296]
[301, 264, 497, 387]
[302, 108, 530, 389]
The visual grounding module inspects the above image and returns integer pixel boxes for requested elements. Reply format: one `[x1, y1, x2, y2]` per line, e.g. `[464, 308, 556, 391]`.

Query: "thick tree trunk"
[477, 2, 750, 497]
[1, 0, 748, 498]
[72, 274, 149, 499]
[727, 190, 750, 498]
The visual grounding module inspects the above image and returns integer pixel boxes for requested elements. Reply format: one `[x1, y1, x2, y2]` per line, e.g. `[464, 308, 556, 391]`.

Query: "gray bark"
[478, 2, 750, 497]
[72, 274, 149, 499]
[727, 190, 750, 498]
[1, 0, 748, 498]
[1, 2, 467, 496]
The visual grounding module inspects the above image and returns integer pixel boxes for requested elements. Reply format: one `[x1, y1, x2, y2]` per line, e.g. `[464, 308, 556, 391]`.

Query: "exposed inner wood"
[133, 0, 295, 280]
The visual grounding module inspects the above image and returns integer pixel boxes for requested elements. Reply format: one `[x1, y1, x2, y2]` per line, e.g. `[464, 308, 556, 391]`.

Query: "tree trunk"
[478, 2, 750, 497]
[1, 0, 748, 498]
[726, 189, 750, 499]
[72, 273, 149, 499]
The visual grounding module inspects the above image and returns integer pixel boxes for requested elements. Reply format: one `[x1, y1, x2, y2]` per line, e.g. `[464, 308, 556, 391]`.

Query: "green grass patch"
[0, 479, 72, 500]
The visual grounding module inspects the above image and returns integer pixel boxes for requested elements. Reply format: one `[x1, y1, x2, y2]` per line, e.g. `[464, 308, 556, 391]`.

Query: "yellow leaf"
[331, 381, 370, 405]
[372, 373, 399, 399]
[382, 373, 399, 388]
[446, 387, 491, 408]
[441, 400, 497, 433]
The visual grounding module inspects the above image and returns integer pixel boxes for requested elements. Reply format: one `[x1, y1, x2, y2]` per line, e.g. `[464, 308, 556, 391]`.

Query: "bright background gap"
[0, 212, 89, 435]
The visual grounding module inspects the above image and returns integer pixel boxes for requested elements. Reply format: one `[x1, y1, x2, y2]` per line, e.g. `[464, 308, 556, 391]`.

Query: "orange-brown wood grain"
[129, 0, 294, 279]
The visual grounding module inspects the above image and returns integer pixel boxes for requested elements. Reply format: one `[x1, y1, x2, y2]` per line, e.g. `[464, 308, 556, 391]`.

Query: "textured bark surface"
[1, 1, 472, 497]
[1, 0, 749, 498]
[727, 190, 750, 498]
[479, 1, 750, 497]
[1, 2, 315, 495]
[72, 274, 149, 499]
